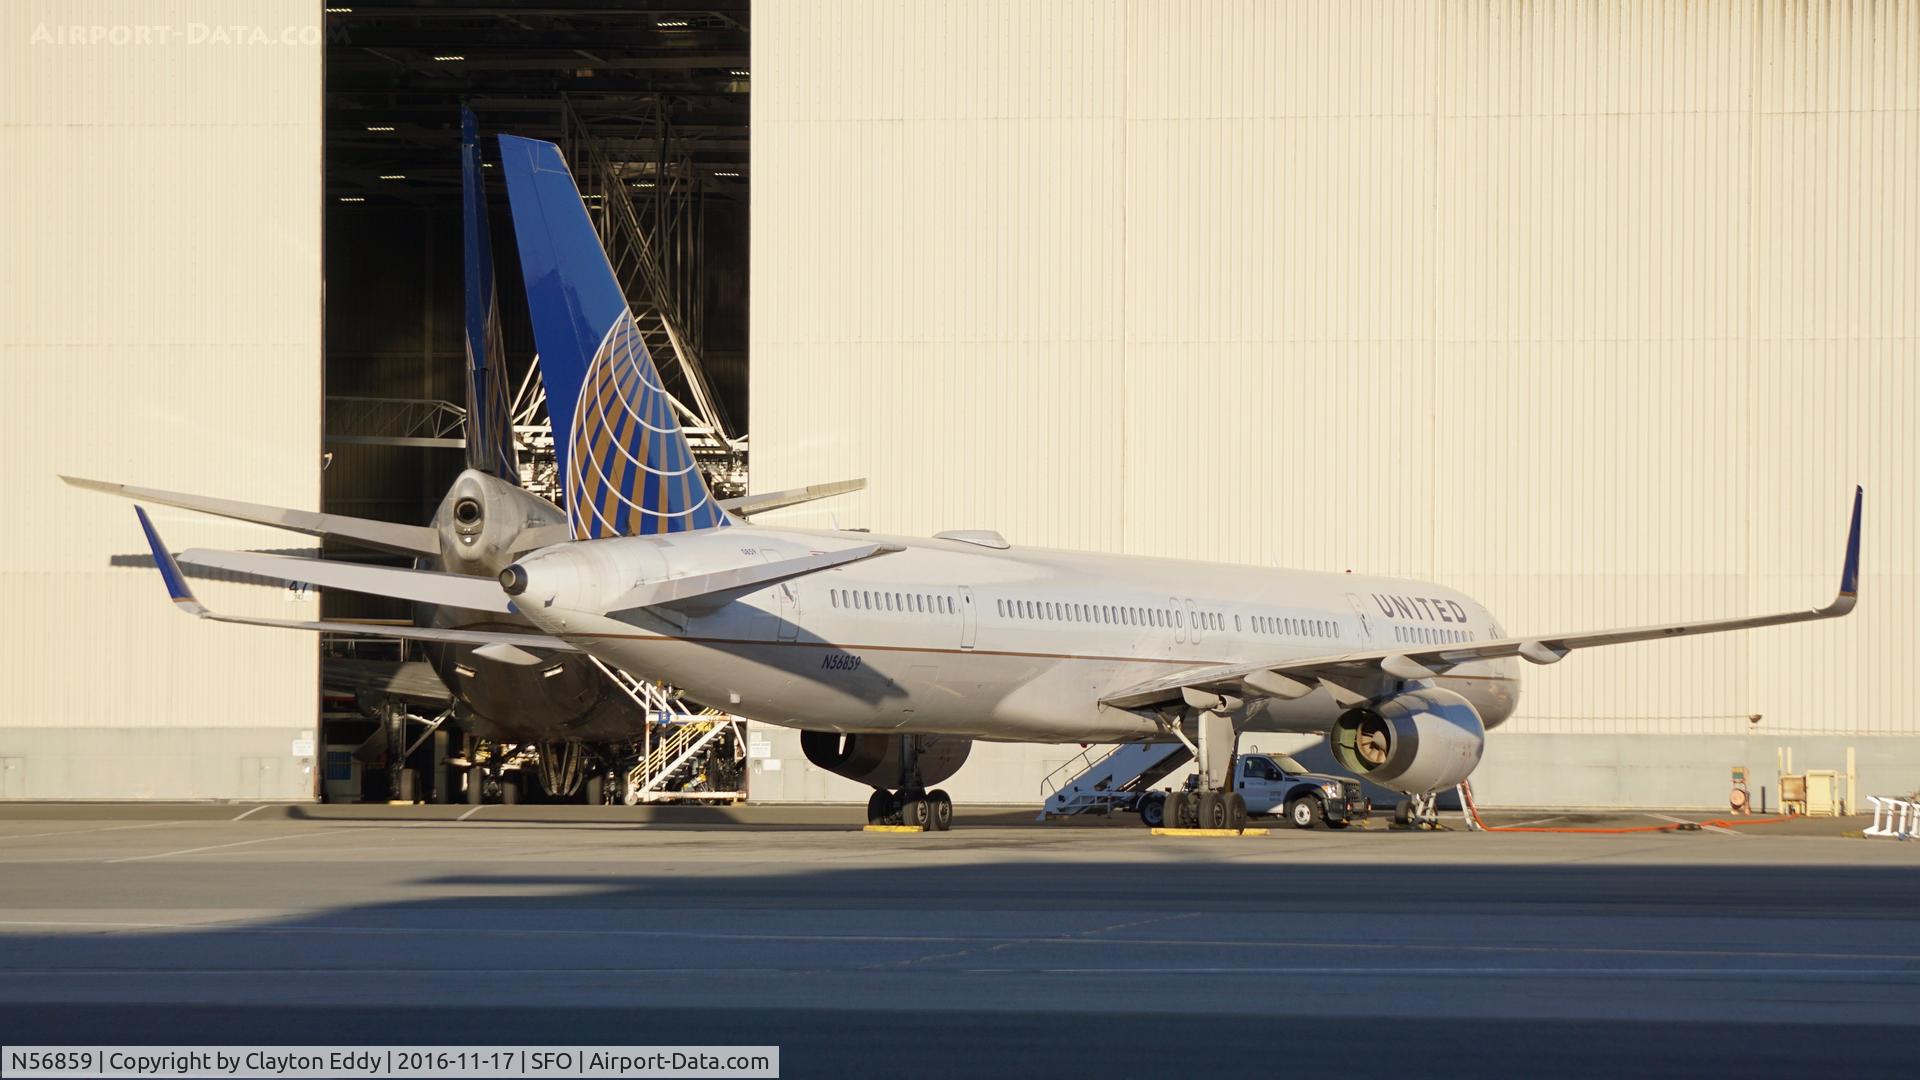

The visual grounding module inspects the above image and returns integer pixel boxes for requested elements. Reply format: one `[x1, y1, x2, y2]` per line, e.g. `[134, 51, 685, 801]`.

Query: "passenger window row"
[830, 588, 955, 616]
[990, 599, 1327, 643]
[995, 598, 1180, 629]
[1251, 614, 1334, 639]
[1395, 625, 1473, 645]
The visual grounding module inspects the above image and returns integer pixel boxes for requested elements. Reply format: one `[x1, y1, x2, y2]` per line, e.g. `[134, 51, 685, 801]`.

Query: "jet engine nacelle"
[431, 468, 568, 579]
[799, 732, 972, 789]
[1329, 687, 1486, 795]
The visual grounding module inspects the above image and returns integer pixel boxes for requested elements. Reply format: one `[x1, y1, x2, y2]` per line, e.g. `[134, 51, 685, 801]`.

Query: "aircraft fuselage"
[508, 526, 1522, 745]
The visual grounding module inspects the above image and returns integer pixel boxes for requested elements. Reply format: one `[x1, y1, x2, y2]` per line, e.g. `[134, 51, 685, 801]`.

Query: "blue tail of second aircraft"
[496, 133, 728, 539]
[462, 107, 519, 483]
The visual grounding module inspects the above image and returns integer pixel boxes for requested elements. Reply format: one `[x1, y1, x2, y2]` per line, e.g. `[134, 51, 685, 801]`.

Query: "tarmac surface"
[0, 804, 1916, 1078]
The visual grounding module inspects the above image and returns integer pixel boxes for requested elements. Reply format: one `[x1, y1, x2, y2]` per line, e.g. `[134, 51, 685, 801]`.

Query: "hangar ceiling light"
[433, 55, 466, 62]
[325, 6, 352, 12]
[379, 174, 406, 180]
[364, 125, 394, 132]
[337, 196, 364, 203]
[730, 69, 749, 76]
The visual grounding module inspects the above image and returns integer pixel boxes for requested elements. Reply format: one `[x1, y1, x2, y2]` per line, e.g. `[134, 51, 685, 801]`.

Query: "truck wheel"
[1286, 797, 1319, 830]
[1139, 794, 1166, 828]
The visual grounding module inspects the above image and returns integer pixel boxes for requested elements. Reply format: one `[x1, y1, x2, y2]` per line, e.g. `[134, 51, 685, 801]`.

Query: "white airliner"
[114, 133, 1862, 832]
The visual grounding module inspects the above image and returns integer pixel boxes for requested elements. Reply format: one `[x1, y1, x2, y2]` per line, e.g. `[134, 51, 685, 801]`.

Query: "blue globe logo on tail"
[497, 133, 729, 538]
[568, 310, 726, 536]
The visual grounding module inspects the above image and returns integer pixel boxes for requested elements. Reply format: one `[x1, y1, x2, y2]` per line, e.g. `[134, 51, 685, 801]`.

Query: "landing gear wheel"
[867, 789, 894, 826]
[899, 794, 931, 830]
[1393, 799, 1414, 827]
[927, 789, 954, 832]
[1225, 792, 1248, 831]
[1198, 791, 1228, 830]
[1165, 791, 1190, 830]
[498, 776, 520, 805]
[1287, 797, 1319, 830]
[1139, 793, 1167, 828]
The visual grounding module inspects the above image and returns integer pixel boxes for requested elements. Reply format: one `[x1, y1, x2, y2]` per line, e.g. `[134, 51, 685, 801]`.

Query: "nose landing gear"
[1392, 792, 1442, 829]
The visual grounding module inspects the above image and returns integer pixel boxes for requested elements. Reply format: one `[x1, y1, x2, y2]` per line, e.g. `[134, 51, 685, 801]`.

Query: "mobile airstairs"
[1039, 742, 1194, 820]
[592, 658, 746, 804]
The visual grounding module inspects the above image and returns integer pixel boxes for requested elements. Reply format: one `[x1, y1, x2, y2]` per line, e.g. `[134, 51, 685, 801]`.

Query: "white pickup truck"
[1137, 752, 1371, 829]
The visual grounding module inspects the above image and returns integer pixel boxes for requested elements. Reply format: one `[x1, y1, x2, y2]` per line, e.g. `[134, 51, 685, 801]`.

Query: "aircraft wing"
[134, 508, 579, 650]
[66, 475, 440, 557]
[719, 479, 866, 518]
[1102, 487, 1863, 713]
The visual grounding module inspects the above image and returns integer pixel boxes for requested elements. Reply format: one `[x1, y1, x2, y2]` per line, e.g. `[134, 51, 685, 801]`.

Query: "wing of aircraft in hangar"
[64, 475, 443, 557]
[1102, 486, 1863, 714]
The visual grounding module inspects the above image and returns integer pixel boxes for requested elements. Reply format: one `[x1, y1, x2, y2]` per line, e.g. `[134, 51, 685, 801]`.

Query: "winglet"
[1839, 485, 1863, 600]
[1819, 485, 1863, 616]
[133, 506, 206, 615]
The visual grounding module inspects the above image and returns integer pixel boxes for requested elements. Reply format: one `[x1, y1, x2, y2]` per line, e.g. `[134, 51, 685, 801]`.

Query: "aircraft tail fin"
[462, 106, 519, 482]
[497, 133, 728, 539]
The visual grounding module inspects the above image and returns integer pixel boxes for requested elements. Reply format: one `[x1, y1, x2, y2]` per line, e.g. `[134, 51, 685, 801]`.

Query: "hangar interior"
[319, 2, 754, 804]
[8, 1, 1915, 811]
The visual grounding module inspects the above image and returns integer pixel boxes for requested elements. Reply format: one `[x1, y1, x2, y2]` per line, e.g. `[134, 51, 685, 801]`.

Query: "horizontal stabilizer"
[133, 508, 576, 651]
[719, 479, 866, 518]
[176, 548, 514, 614]
[68, 475, 439, 557]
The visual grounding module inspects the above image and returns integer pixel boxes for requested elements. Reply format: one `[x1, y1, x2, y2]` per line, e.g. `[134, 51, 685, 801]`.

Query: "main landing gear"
[1163, 788, 1249, 831]
[1158, 700, 1248, 831]
[867, 787, 954, 831]
[864, 734, 954, 831]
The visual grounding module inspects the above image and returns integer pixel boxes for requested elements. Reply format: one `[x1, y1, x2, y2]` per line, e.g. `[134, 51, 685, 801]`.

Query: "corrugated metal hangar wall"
[750, 1, 1919, 807]
[0, 3, 323, 798]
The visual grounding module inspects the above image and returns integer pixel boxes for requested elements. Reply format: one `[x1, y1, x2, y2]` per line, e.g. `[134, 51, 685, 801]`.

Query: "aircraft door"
[761, 550, 799, 641]
[1184, 598, 1200, 644]
[958, 586, 976, 650]
[1344, 593, 1376, 646]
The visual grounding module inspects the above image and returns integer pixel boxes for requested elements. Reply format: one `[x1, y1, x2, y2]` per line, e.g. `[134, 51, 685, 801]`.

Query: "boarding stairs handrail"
[1040, 746, 1104, 804]
[1039, 742, 1194, 819]
[629, 717, 736, 803]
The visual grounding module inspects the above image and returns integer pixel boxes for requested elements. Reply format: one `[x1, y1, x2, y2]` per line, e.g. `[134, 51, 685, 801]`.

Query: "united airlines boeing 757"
[109, 133, 1862, 831]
